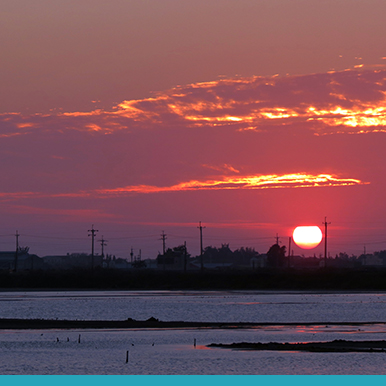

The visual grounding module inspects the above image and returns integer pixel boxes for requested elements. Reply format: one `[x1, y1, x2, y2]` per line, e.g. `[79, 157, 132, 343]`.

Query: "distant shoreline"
[1, 268, 386, 290]
[0, 318, 385, 330]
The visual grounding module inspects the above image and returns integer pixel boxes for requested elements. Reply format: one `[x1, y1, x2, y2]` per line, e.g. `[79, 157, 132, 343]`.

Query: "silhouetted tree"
[267, 244, 286, 268]
[157, 245, 190, 267]
[203, 244, 233, 264]
[233, 247, 259, 266]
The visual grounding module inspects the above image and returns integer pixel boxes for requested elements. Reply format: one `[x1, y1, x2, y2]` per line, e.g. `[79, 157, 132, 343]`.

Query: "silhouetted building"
[42, 253, 103, 270]
[0, 251, 43, 271]
[104, 255, 132, 269]
[190, 261, 234, 270]
[250, 255, 266, 268]
[359, 254, 383, 266]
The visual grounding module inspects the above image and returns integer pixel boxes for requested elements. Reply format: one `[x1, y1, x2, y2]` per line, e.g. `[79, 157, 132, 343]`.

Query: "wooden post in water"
[78, 334, 81, 343]
[194, 338, 196, 348]
[126, 350, 129, 363]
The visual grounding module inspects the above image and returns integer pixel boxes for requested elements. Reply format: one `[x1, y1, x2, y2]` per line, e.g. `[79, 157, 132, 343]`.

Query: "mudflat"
[208, 340, 386, 353]
[2, 318, 386, 352]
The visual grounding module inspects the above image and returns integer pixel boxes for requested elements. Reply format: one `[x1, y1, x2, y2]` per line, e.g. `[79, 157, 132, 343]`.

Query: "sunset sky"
[1, 0, 386, 259]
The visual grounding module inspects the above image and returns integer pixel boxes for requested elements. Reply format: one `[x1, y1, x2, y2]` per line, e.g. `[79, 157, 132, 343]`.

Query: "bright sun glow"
[292, 226, 323, 249]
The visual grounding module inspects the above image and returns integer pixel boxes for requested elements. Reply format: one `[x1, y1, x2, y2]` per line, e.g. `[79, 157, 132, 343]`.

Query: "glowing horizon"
[1, 0, 386, 259]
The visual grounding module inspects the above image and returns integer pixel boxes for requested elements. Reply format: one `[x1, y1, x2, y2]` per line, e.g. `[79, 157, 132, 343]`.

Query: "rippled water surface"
[1, 290, 386, 374]
[1, 290, 386, 322]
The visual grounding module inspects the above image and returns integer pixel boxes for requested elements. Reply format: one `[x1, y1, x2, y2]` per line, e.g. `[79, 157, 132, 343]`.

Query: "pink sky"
[1, 0, 386, 259]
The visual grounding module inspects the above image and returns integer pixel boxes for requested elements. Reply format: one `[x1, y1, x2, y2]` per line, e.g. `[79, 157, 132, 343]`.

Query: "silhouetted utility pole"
[160, 231, 167, 270]
[198, 221, 205, 272]
[184, 241, 187, 273]
[322, 217, 331, 268]
[275, 233, 280, 245]
[288, 236, 292, 268]
[88, 225, 98, 271]
[99, 236, 107, 257]
[130, 247, 134, 264]
[14, 230, 19, 272]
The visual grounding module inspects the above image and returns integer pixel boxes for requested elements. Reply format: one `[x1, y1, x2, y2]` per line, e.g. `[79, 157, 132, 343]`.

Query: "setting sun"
[292, 226, 323, 249]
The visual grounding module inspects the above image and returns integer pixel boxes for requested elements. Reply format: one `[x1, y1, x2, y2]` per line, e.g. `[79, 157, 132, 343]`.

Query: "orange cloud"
[202, 164, 240, 174]
[106, 69, 386, 135]
[2, 68, 386, 136]
[0, 173, 366, 203]
[95, 173, 367, 196]
[16, 122, 36, 128]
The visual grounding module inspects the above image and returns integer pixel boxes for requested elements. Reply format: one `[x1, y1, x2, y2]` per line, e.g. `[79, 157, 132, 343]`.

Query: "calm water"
[1, 290, 386, 375]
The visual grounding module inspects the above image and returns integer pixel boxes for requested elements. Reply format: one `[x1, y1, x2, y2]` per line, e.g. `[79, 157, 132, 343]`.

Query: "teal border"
[0, 375, 380, 386]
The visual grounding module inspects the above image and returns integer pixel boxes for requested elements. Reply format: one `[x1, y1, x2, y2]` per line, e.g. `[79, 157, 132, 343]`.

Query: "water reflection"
[0, 290, 386, 323]
[0, 291, 385, 374]
[0, 325, 385, 374]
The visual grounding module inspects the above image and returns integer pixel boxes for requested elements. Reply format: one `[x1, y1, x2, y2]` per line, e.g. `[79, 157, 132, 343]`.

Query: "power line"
[331, 240, 386, 246]
[167, 233, 273, 241]
[20, 234, 159, 240]
[21, 234, 86, 240]
[102, 234, 160, 240]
